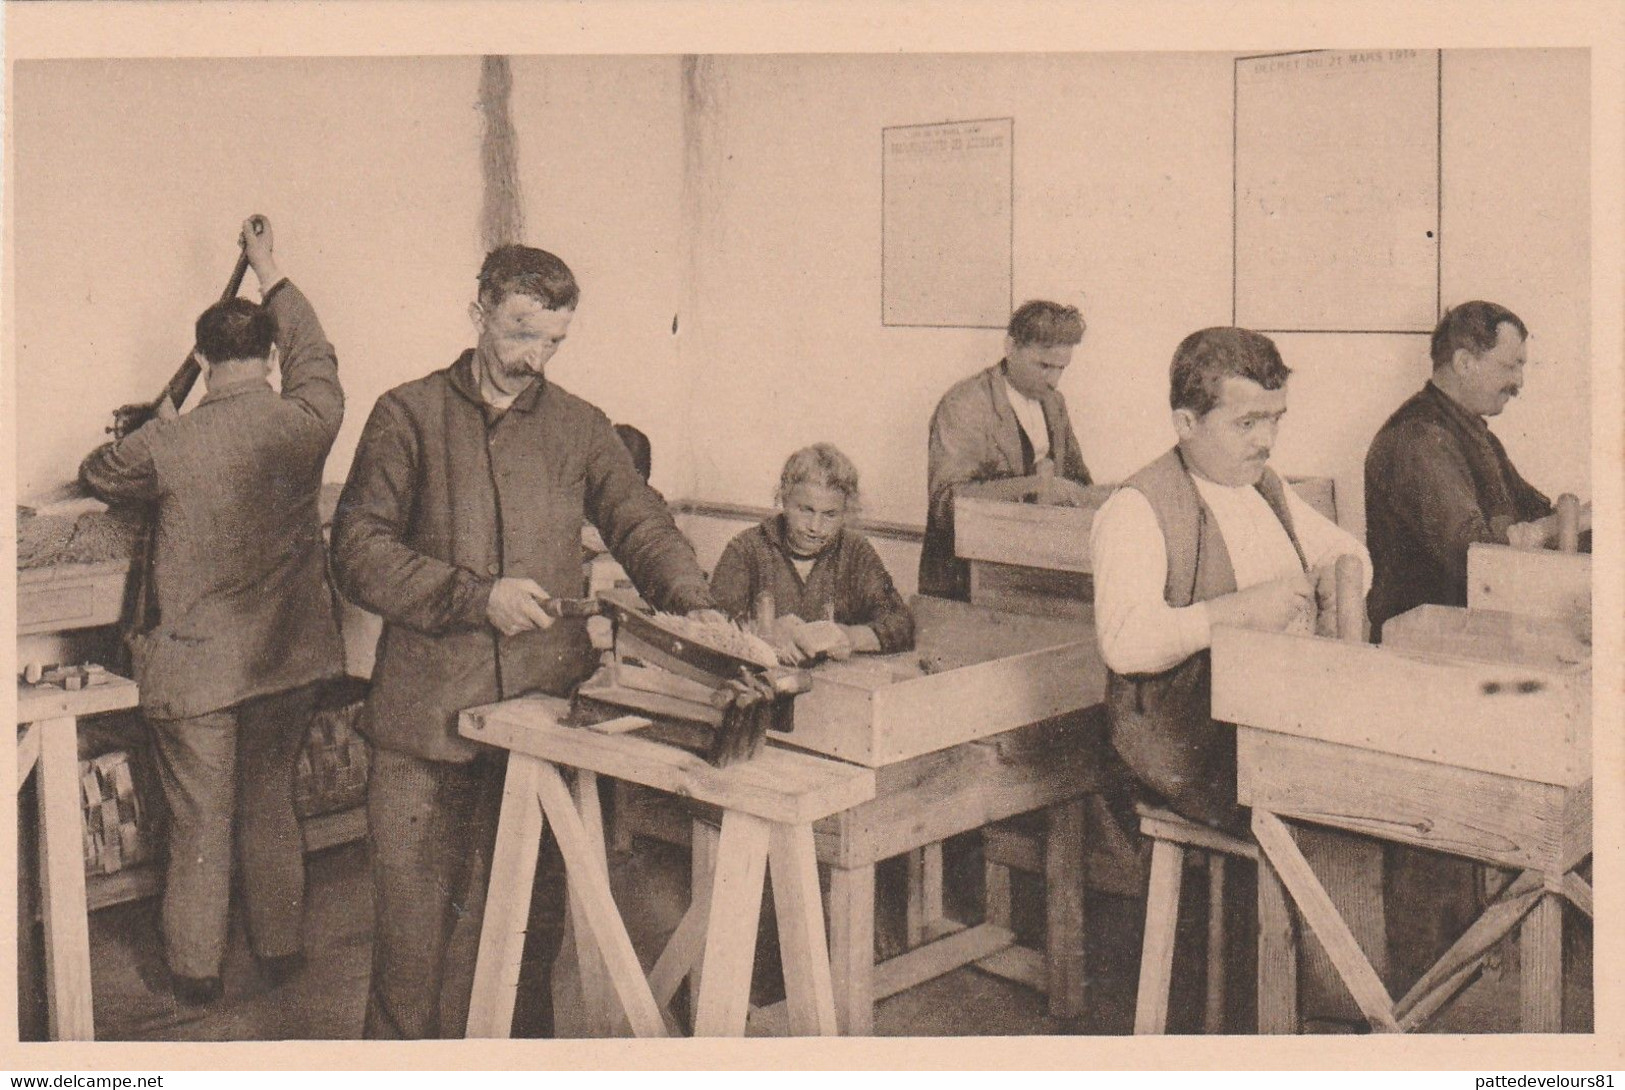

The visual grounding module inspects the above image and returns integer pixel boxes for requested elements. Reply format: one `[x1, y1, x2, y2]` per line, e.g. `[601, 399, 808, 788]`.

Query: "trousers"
[148, 683, 318, 978]
[363, 744, 566, 1039]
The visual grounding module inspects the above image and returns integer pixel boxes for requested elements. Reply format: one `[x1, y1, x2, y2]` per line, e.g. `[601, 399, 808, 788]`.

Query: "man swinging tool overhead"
[79, 216, 346, 1006]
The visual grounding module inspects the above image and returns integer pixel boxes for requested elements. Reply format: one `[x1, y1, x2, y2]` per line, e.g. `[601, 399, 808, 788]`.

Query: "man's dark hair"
[1430, 301, 1527, 371]
[1007, 300, 1086, 348]
[195, 297, 276, 364]
[1169, 326, 1292, 417]
[477, 244, 580, 311]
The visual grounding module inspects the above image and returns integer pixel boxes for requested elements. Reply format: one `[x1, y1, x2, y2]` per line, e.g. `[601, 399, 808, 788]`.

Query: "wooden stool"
[1132, 802, 1257, 1035]
[459, 694, 874, 1038]
[17, 674, 140, 1041]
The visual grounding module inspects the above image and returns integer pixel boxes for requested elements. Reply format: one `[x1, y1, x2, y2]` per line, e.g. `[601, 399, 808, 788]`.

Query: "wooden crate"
[953, 478, 1115, 573]
[1380, 604, 1589, 671]
[1211, 625, 1590, 788]
[1467, 543, 1591, 621]
[17, 561, 129, 636]
[952, 474, 1337, 577]
[782, 595, 1104, 768]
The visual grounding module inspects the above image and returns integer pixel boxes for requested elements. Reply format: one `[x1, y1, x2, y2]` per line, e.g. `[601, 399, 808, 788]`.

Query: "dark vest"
[1104, 448, 1304, 829]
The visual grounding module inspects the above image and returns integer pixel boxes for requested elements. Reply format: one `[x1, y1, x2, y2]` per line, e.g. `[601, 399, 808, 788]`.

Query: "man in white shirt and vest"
[1091, 326, 1380, 1028]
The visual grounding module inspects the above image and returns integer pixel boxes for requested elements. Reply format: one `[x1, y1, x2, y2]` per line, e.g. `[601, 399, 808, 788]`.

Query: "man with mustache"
[1363, 301, 1560, 992]
[1364, 301, 1556, 642]
[1091, 327, 1375, 1028]
[332, 244, 719, 1038]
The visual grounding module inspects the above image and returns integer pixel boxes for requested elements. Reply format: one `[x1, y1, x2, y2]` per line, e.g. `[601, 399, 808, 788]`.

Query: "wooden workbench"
[17, 674, 141, 1041]
[613, 595, 1109, 1034]
[1213, 604, 1591, 1032]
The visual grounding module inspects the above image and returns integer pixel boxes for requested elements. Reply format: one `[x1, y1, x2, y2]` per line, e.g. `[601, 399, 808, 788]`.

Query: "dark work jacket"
[331, 354, 713, 762]
[709, 516, 916, 653]
[1364, 382, 1551, 640]
[1103, 448, 1304, 830]
[919, 362, 1091, 600]
[79, 281, 345, 719]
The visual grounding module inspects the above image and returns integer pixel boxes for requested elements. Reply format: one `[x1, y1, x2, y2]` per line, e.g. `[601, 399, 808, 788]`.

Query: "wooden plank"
[693, 811, 771, 1037]
[689, 819, 720, 1012]
[1238, 730, 1573, 873]
[36, 714, 96, 1040]
[1212, 626, 1589, 786]
[1562, 873, 1593, 919]
[1520, 894, 1565, 1032]
[1045, 798, 1087, 1019]
[969, 562, 1094, 619]
[1204, 856, 1228, 1034]
[17, 564, 129, 636]
[1295, 825, 1387, 1019]
[985, 823, 1042, 872]
[1133, 839, 1184, 1035]
[974, 943, 1045, 990]
[1382, 605, 1590, 671]
[1138, 806, 1258, 860]
[302, 806, 367, 853]
[18, 676, 140, 724]
[531, 762, 668, 1038]
[1393, 870, 1543, 1028]
[465, 755, 545, 1039]
[462, 695, 875, 825]
[1468, 544, 1591, 621]
[1250, 810, 1399, 1032]
[874, 922, 1016, 1000]
[768, 822, 840, 1035]
[905, 843, 945, 946]
[648, 900, 708, 1009]
[823, 710, 1107, 868]
[1561, 778, 1593, 873]
[953, 481, 1115, 572]
[17, 721, 41, 790]
[1256, 852, 1298, 1034]
[984, 857, 1013, 929]
[828, 864, 875, 1036]
[570, 771, 616, 1035]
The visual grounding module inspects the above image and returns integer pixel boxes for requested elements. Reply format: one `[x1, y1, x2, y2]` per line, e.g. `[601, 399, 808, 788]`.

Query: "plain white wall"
[10, 55, 691, 498]
[677, 50, 1592, 536]
[12, 50, 1590, 541]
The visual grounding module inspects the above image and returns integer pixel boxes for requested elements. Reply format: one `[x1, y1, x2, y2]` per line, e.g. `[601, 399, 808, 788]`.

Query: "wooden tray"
[1467, 543, 1591, 621]
[782, 595, 1105, 768]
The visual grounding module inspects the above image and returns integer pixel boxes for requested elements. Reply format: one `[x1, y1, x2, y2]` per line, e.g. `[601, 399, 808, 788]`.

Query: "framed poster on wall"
[882, 117, 1013, 328]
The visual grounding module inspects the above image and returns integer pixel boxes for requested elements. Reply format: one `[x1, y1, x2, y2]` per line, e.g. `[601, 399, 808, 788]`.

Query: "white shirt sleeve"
[1089, 487, 1214, 675]
[1283, 483, 1372, 593]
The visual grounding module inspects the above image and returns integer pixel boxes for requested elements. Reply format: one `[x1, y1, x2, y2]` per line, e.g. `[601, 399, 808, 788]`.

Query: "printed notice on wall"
[883, 118, 1013, 328]
[1235, 50, 1439, 332]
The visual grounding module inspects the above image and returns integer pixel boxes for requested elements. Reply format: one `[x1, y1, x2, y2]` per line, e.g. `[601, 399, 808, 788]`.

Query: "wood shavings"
[649, 611, 779, 669]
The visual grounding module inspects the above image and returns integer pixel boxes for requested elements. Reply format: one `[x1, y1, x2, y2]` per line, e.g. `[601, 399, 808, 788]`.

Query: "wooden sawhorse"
[17, 675, 140, 1041]
[459, 694, 875, 1037]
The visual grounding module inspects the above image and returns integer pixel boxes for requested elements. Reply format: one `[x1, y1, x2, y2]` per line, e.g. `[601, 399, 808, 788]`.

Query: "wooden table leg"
[468, 754, 547, 1038]
[1133, 838, 1184, 1035]
[1045, 798, 1086, 1019]
[906, 843, 946, 947]
[769, 822, 839, 1035]
[829, 862, 876, 1036]
[570, 771, 616, 1035]
[1256, 848, 1298, 1034]
[1519, 893, 1564, 1032]
[36, 716, 95, 1041]
[1204, 855, 1227, 1034]
[689, 817, 720, 1025]
[693, 811, 771, 1037]
[532, 762, 668, 1038]
[1251, 811, 1398, 1032]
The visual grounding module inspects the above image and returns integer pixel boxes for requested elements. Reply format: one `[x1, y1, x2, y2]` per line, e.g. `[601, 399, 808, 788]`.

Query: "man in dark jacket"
[81, 217, 344, 1003]
[918, 300, 1094, 600]
[332, 244, 718, 1039]
[1365, 301, 1557, 641]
